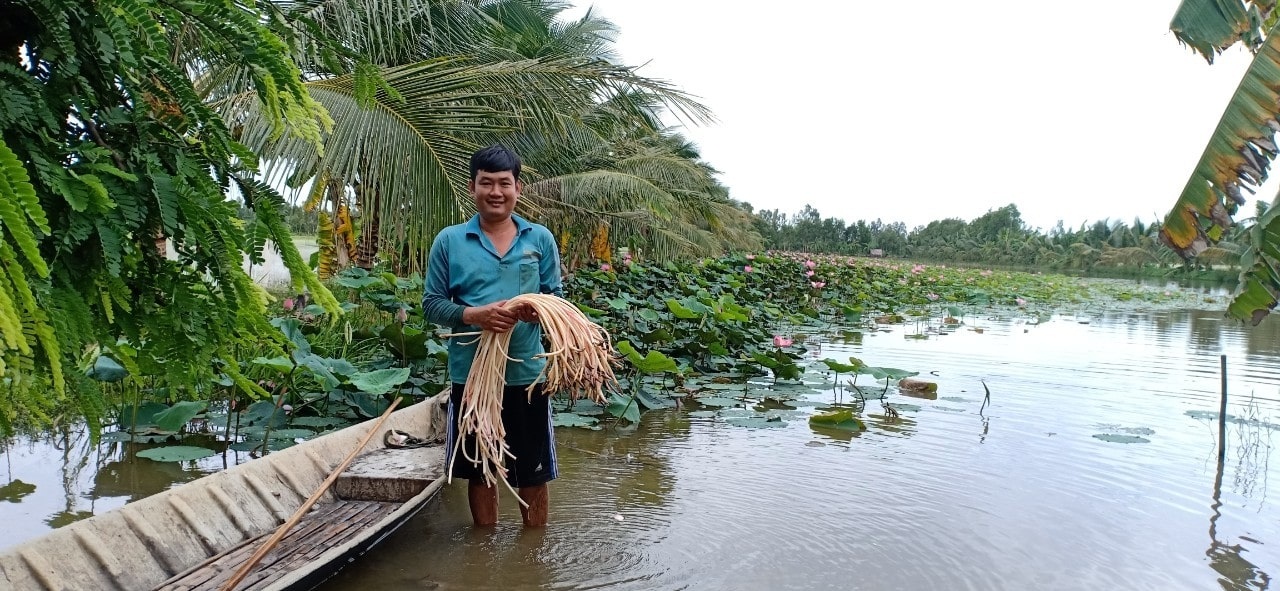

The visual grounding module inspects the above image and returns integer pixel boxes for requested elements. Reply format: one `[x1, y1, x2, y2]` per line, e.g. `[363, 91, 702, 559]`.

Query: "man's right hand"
[462, 301, 519, 333]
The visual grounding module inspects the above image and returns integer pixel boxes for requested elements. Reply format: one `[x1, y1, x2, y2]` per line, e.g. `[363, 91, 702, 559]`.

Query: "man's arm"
[422, 231, 519, 332]
[539, 228, 564, 297]
[422, 234, 464, 326]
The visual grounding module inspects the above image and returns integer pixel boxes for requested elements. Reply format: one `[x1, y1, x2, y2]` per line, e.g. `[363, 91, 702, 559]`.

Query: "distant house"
[869, 249, 885, 258]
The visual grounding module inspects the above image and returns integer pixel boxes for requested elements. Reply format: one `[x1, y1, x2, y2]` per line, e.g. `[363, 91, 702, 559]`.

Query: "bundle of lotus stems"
[449, 293, 619, 494]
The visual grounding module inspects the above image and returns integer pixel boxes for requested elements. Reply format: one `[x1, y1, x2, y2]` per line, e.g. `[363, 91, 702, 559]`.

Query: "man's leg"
[468, 479, 498, 526]
[518, 483, 548, 527]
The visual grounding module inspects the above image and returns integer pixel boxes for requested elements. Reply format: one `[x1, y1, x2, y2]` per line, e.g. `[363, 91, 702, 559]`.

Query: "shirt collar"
[464, 213, 533, 236]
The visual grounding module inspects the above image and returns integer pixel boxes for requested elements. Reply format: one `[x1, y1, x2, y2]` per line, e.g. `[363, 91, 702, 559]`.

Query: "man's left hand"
[511, 302, 539, 323]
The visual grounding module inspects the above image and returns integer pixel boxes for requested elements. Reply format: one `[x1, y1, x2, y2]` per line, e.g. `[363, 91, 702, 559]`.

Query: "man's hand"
[462, 301, 519, 333]
[511, 302, 539, 324]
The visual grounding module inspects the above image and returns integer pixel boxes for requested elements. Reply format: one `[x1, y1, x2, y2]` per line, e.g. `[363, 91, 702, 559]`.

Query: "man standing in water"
[422, 145, 563, 527]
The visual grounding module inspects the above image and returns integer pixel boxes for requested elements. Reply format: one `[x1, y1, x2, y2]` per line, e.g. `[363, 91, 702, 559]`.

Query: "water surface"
[319, 306, 1279, 591]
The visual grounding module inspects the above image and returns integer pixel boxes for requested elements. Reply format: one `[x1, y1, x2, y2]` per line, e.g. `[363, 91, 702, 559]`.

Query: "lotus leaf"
[152, 401, 208, 432]
[88, 355, 127, 382]
[252, 356, 295, 373]
[265, 428, 316, 440]
[348, 368, 410, 395]
[136, 446, 216, 462]
[118, 401, 169, 430]
[725, 417, 787, 429]
[1092, 434, 1150, 444]
[551, 413, 600, 429]
[289, 416, 350, 428]
[809, 409, 866, 431]
[695, 397, 740, 408]
[607, 393, 642, 423]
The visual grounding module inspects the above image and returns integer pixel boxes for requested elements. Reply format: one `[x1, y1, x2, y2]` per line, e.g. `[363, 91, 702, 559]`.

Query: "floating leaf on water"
[703, 383, 742, 391]
[230, 439, 295, 452]
[933, 406, 966, 413]
[939, 396, 968, 403]
[98, 431, 137, 443]
[687, 411, 717, 418]
[136, 446, 217, 462]
[777, 400, 826, 408]
[716, 408, 756, 418]
[289, 416, 350, 429]
[809, 409, 866, 431]
[886, 403, 922, 412]
[564, 400, 606, 416]
[551, 413, 600, 430]
[695, 397, 741, 408]
[1092, 434, 1150, 444]
[725, 417, 787, 429]
[266, 428, 316, 440]
[1118, 427, 1155, 436]
[635, 389, 676, 410]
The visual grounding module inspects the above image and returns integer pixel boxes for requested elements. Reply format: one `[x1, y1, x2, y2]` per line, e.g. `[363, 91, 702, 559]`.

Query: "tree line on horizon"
[744, 201, 1266, 273]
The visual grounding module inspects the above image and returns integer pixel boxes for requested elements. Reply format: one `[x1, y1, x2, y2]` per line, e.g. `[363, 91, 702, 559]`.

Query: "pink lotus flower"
[980, 270, 993, 277]
[804, 270, 814, 277]
[744, 265, 753, 273]
[395, 307, 409, 323]
[1016, 297, 1027, 307]
[282, 404, 293, 415]
[811, 281, 825, 289]
[746, 254, 755, 260]
[283, 298, 295, 311]
[911, 264, 925, 275]
[773, 335, 793, 347]
[600, 263, 611, 271]
[927, 293, 939, 301]
[805, 260, 816, 269]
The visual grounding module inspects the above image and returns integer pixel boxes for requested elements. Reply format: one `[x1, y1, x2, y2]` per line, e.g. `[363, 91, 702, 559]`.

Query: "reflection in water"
[319, 404, 691, 591]
[1209, 435, 1273, 590]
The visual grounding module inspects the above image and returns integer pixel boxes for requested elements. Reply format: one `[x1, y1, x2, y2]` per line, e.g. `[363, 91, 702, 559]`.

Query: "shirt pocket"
[519, 253, 540, 293]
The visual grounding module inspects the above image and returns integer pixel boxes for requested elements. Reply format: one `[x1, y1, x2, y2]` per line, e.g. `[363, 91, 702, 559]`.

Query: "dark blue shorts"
[445, 382, 558, 488]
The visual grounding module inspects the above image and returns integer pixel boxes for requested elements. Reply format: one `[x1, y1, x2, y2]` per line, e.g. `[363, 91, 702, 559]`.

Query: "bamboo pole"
[1218, 354, 1228, 465]
[220, 397, 402, 591]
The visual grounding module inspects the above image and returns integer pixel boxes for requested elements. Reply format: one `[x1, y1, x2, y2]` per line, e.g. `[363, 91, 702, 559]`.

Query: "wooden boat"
[0, 394, 449, 591]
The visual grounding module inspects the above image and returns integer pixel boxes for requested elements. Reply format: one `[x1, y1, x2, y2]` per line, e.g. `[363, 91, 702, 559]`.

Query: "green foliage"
[0, 0, 338, 411]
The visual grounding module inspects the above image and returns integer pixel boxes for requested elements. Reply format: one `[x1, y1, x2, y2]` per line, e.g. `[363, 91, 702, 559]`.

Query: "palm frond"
[1162, 17, 1280, 258]
[1171, 0, 1274, 61]
[1228, 198, 1280, 322]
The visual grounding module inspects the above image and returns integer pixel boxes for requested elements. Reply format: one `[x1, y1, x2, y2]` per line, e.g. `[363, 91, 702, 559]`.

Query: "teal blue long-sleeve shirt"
[422, 214, 563, 385]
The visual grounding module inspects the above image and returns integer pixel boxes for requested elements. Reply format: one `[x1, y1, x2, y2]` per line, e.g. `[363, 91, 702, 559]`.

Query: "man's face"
[469, 170, 521, 222]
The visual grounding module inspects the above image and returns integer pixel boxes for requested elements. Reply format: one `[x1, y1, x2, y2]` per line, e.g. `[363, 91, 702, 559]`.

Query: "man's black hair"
[470, 144, 522, 181]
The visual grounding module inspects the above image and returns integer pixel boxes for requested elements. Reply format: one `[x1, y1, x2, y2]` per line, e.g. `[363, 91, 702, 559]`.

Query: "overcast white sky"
[563, 0, 1276, 232]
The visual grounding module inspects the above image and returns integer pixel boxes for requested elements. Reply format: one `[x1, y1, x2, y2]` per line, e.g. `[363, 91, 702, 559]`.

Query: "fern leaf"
[0, 138, 50, 235]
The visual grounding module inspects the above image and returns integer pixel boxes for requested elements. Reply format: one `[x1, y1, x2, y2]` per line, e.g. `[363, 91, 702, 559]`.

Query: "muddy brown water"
[3, 288, 1279, 590]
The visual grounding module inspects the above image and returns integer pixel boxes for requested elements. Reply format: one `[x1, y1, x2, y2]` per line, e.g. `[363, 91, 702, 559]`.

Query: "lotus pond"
[2, 256, 1278, 590]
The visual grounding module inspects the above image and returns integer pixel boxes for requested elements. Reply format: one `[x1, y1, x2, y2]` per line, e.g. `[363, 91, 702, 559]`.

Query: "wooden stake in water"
[1218, 354, 1228, 465]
